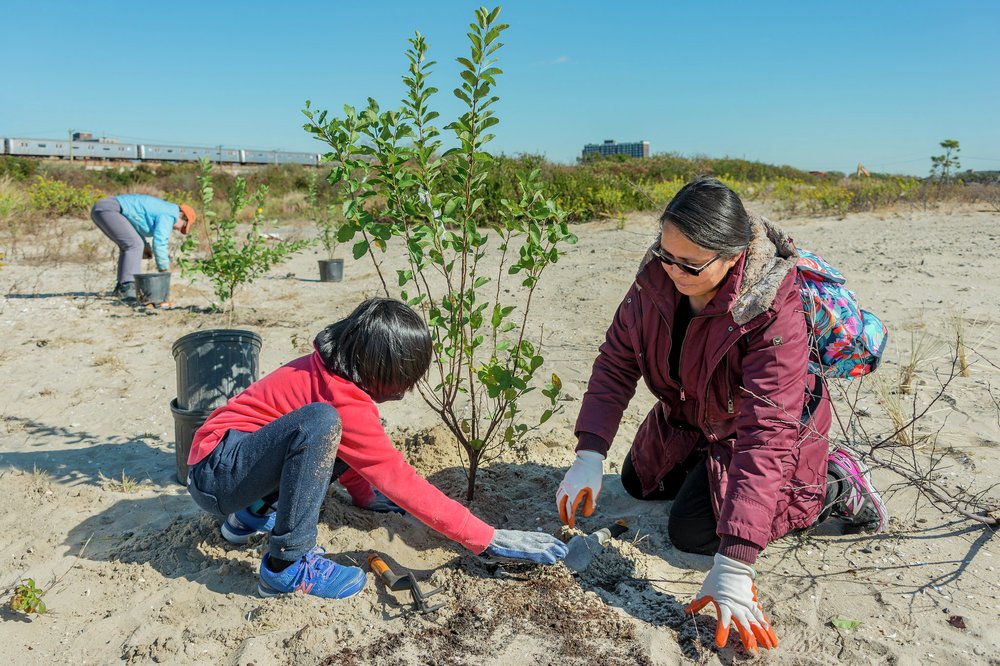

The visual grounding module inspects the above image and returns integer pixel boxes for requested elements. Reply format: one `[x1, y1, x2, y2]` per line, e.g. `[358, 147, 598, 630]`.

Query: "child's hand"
[359, 489, 406, 514]
[485, 529, 569, 564]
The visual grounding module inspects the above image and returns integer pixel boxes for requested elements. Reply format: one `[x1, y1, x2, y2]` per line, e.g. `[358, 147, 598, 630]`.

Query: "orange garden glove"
[555, 450, 604, 528]
[685, 553, 779, 655]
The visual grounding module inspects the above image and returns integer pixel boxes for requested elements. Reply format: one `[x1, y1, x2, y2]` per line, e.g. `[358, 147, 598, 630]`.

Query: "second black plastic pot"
[170, 398, 213, 485]
[134, 272, 171, 304]
[318, 259, 344, 282]
[172, 329, 262, 412]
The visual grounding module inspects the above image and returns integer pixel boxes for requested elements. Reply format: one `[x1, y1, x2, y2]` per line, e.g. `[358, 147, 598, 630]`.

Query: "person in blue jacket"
[89, 194, 196, 302]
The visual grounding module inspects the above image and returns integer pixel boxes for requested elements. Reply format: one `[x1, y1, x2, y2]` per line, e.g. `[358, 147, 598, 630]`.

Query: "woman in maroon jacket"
[556, 178, 888, 655]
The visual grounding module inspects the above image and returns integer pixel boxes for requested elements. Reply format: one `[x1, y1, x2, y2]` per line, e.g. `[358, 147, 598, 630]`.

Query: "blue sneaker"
[258, 546, 366, 599]
[221, 507, 276, 544]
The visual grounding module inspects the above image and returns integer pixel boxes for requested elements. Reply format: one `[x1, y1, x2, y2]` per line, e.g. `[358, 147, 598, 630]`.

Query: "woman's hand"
[485, 529, 568, 564]
[685, 554, 779, 655]
[555, 451, 605, 528]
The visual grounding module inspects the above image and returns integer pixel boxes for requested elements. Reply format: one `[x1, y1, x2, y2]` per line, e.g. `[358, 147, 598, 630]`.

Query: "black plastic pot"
[134, 272, 171, 304]
[318, 258, 344, 282]
[172, 329, 262, 412]
[170, 398, 213, 485]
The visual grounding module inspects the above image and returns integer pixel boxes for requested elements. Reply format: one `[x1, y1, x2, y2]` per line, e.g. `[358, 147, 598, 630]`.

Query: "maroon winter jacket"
[575, 213, 831, 560]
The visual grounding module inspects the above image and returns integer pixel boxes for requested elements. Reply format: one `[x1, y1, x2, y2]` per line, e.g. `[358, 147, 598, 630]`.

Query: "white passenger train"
[1, 137, 321, 166]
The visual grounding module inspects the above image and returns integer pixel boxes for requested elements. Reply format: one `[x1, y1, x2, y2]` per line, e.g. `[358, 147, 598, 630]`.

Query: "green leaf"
[830, 617, 862, 630]
[352, 239, 370, 260]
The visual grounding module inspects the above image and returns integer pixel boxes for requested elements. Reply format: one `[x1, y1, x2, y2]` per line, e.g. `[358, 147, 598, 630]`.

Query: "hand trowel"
[563, 519, 630, 573]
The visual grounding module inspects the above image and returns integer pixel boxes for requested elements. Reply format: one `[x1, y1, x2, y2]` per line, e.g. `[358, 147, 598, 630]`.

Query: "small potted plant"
[316, 209, 345, 282]
[308, 169, 345, 282]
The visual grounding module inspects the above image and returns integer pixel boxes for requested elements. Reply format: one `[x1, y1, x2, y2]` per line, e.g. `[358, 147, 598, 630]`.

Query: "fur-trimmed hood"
[638, 211, 798, 325]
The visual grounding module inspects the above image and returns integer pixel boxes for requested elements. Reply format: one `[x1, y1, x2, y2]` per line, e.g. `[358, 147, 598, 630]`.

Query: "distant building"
[71, 131, 120, 144]
[582, 139, 650, 159]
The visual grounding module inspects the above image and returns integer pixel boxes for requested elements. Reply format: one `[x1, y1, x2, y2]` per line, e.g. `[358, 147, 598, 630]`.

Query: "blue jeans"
[187, 402, 343, 561]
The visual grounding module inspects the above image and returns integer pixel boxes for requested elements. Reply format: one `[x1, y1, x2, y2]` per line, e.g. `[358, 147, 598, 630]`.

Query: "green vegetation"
[0, 138, 995, 233]
[304, 6, 575, 500]
[8, 578, 46, 616]
[28, 175, 104, 216]
[931, 139, 961, 180]
[178, 158, 310, 322]
[306, 169, 343, 259]
[479, 156, 938, 220]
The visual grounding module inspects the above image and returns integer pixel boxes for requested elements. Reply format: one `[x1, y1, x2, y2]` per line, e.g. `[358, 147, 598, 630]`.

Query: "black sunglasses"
[651, 246, 722, 276]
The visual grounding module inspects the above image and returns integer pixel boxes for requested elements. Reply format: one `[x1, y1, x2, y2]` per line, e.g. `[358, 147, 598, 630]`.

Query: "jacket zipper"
[725, 356, 734, 413]
[676, 309, 710, 402]
[676, 308, 724, 402]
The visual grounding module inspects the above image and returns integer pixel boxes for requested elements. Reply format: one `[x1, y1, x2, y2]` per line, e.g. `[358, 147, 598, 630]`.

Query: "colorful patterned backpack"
[796, 249, 888, 378]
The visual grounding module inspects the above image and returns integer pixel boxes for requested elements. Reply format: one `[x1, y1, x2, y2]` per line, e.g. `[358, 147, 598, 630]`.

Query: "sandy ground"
[1, 203, 999, 665]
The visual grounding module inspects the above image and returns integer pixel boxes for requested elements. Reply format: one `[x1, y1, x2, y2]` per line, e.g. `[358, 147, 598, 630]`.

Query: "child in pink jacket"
[186, 298, 566, 599]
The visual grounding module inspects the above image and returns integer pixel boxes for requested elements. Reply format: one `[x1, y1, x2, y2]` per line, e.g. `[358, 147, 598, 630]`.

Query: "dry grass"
[99, 470, 145, 494]
[272, 190, 308, 218]
[30, 464, 53, 495]
[897, 327, 938, 395]
[954, 315, 970, 377]
[93, 354, 127, 372]
[0, 175, 38, 261]
[875, 374, 912, 446]
[0, 175, 31, 217]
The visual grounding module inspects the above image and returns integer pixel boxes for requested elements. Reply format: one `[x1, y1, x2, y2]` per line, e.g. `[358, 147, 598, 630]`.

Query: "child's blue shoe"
[221, 507, 276, 544]
[258, 546, 366, 599]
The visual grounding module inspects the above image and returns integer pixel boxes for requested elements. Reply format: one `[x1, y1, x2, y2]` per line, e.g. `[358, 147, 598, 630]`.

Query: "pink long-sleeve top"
[189, 350, 495, 554]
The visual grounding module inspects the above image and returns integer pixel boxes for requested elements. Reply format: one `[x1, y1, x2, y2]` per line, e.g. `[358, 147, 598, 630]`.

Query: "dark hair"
[314, 298, 432, 401]
[659, 177, 751, 258]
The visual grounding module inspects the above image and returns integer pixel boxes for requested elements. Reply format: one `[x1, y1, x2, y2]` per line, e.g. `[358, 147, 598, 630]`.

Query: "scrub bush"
[179, 158, 310, 322]
[306, 169, 342, 259]
[29, 175, 103, 215]
[0, 156, 39, 181]
[304, 6, 577, 499]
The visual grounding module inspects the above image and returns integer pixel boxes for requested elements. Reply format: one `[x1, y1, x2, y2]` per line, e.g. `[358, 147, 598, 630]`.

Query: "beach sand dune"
[2, 205, 998, 664]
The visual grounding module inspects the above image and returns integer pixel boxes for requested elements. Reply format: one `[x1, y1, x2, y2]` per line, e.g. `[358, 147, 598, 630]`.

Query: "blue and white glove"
[485, 529, 569, 564]
[363, 489, 406, 515]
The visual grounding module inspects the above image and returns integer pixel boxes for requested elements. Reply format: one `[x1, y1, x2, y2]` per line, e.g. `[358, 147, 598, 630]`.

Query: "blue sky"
[3, 1, 998, 175]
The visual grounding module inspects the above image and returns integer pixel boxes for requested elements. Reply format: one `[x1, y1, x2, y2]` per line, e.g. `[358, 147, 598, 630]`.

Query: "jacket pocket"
[632, 406, 702, 496]
[705, 356, 739, 429]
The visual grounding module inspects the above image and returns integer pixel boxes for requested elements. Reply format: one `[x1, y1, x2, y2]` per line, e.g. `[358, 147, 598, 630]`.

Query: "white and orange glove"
[556, 451, 604, 528]
[685, 553, 779, 655]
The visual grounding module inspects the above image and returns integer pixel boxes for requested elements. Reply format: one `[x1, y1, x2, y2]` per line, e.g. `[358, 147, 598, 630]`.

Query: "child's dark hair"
[314, 298, 432, 402]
